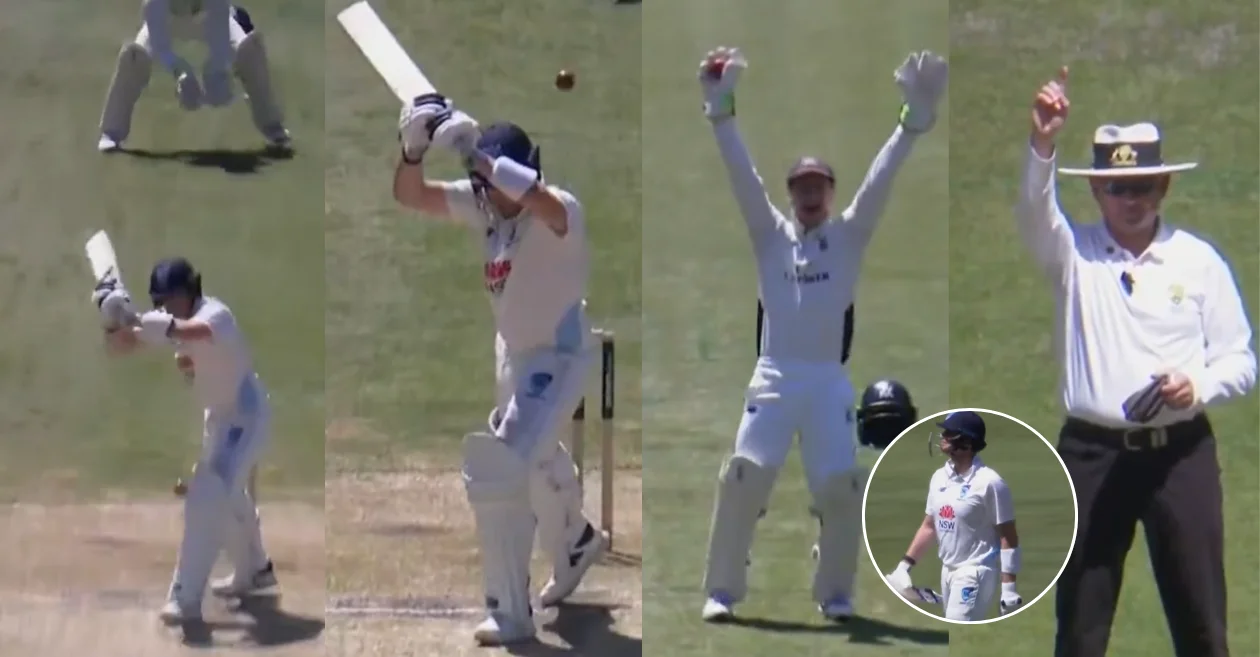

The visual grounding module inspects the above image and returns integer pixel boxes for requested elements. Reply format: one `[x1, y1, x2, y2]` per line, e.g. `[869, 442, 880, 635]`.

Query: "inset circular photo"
[861, 408, 1078, 624]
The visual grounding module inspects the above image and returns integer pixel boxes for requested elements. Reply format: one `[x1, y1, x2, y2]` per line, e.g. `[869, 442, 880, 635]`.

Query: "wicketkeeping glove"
[202, 64, 234, 108]
[895, 50, 948, 133]
[698, 46, 747, 121]
[999, 581, 1024, 615]
[398, 93, 452, 159]
[176, 71, 204, 111]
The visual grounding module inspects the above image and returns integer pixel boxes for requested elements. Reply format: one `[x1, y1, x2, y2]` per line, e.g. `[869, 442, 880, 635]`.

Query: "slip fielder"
[97, 0, 290, 152]
[95, 257, 277, 624]
[392, 95, 607, 645]
[697, 46, 947, 623]
[884, 411, 1025, 621]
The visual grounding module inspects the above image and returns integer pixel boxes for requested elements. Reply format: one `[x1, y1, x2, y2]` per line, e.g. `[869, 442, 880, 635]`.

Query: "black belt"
[1063, 414, 1211, 451]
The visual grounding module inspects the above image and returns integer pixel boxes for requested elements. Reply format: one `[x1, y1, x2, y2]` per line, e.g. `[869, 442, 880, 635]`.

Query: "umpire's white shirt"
[712, 121, 918, 363]
[927, 457, 1013, 569]
[1017, 146, 1256, 428]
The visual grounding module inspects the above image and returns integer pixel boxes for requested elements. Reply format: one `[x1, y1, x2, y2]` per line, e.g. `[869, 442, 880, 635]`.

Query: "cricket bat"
[85, 230, 123, 288]
[336, 2, 437, 102]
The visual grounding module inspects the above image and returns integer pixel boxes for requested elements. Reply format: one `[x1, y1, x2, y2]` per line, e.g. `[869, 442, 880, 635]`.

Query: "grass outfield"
[642, 1, 949, 654]
[0, 2, 325, 654]
[864, 412, 1076, 622]
[949, 0, 1259, 653]
[323, 0, 642, 653]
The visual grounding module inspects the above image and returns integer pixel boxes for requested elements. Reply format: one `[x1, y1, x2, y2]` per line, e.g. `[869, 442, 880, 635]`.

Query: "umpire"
[1018, 68, 1256, 657]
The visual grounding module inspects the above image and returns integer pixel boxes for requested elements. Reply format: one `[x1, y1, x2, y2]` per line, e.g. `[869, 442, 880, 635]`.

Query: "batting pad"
[463, 432, 535, 622]
[531, 446, 588, 568]
[702, 455, 778, 602]
[810, 466, 868, 604]
[233, 31, 284, 131]
[171, 462, 230, 603]
[99, 43, 151, 139]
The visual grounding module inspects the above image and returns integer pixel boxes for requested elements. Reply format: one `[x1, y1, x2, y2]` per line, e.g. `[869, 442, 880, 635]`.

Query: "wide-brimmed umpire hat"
[786, 156, 835, 185]
[1058, 123, 1198, 178]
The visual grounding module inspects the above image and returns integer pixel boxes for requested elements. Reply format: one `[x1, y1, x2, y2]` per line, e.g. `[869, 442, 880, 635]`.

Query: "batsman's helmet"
[856, 379, 917, 449]
[148, 257, 202, 307]
[469, 122, 541, 189]
[934, 410, 987, 453]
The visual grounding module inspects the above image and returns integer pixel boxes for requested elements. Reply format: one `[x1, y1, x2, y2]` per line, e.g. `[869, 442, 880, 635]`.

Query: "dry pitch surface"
[325, 461, 642, 656]
[0, 502, 325, 656]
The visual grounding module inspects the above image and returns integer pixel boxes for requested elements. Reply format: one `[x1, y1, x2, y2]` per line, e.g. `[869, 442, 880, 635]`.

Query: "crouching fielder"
[98, 0, 290, 152]
[95, 258, 277, 624]
[885, 411, 1024, 621]
[393, 94, 607, 645]
[698, 46, 947, 624]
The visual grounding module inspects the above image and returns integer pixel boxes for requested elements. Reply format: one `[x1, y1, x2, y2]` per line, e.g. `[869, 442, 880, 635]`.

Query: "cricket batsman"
[884, 411, 1024, 621]
[95, 257, 277, 624]
[392, 95, 607, 645]
[697, 46, 948, 624]
[97, 0, 290, 152]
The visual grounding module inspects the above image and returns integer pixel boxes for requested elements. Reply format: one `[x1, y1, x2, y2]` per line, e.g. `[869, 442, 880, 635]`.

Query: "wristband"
[899, 102, 934, 134]
[400, 143, 425, 165]
[1001, 547, 1021, 574]
[902, 555, 916, 568]
[489, 156, 540, 202]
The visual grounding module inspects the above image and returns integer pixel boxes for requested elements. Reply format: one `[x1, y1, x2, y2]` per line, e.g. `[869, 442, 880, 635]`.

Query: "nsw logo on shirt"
[937, 504, 956, 532]
[484, 259, 512, 296]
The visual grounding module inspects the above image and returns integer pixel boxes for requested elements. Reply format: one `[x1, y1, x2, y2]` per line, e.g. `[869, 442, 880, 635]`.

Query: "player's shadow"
[179, 595, 325, 648]
[505, 601, 641, 657]
[116, 145, 294, 175]
[726, 614, 947, 646]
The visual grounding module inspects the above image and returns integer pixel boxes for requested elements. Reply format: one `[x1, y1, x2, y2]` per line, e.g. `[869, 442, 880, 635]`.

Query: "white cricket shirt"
[926, 457, 1013, 569]
[444, 180, 590, 356]
[1017, 146, 1256, 428]
[178, 297, 265, 415]
[140, 0, 238, 74]
[713, 121, 918, 363]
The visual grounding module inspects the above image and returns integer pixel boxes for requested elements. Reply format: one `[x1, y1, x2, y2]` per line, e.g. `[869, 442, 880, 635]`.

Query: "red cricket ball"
[705, 58, 727, 80]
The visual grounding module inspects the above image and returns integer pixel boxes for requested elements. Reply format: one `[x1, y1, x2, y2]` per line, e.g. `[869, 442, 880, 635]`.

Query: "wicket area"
[569, 329, 617, 548]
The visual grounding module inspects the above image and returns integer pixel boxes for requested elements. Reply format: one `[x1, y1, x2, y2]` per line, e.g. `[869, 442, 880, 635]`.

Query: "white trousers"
[733, 358, 858, 489]
[940, 563, 998, 621]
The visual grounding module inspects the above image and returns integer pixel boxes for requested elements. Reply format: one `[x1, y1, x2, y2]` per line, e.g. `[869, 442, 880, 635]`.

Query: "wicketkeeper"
[884, 411, 1024, 621]
[95, 257, 277, 624]
[392, 95, 607, 645]
[97, 0, 290, 152]
[697, 46, 947, 624]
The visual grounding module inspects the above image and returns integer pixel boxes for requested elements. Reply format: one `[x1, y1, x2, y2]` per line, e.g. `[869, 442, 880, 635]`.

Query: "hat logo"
[1110, 144, 1138, 167]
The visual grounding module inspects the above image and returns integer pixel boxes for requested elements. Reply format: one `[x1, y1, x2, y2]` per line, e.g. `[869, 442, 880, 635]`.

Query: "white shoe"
[820, 595, 855, 622]
[159, 599, 202, 625]
[97, 135, 122, 152]
[539, 524, 608, 606]
[701, 595, 736, 623]
[472, 614, 535, 646]
[211, 560, 277, 597]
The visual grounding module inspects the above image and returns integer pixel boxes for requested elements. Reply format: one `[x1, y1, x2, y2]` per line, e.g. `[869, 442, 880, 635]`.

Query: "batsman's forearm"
[200, 0, 233, 72]
[393, 158, 428, 207]
[906, 523, 935, 561]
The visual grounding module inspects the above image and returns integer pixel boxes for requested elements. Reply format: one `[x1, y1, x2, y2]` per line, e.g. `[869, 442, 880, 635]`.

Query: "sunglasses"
[1103, 179, 1158, 198]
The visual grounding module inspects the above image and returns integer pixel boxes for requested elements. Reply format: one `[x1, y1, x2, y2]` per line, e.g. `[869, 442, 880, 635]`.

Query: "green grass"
[0, 1, 324, 499]
[949, 0, 1259, 653]
[324, 1, 642, 472]
[866, 413, 1076, 620]
[641, 1, 949, 654]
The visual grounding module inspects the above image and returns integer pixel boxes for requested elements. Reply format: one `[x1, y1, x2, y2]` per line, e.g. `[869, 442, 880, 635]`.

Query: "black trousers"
[1053, 415, 1228, 657]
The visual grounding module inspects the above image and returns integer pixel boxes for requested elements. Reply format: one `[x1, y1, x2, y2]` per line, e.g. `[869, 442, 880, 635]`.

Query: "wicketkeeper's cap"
[787, 156, 835, 184]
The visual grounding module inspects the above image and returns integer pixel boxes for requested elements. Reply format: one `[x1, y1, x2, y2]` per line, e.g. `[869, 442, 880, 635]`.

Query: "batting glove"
[176, 72, 204, 111]
[698, 46, 747, 122]
[999, 581, 1024, 614]
[895, 50, 948, 133]
[137, 310, 175, 345]
[885, 558, 914, 592]
[431, 110, 481, 156]
[202, 64, 234, 108]
[398, 93, 451, 159]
